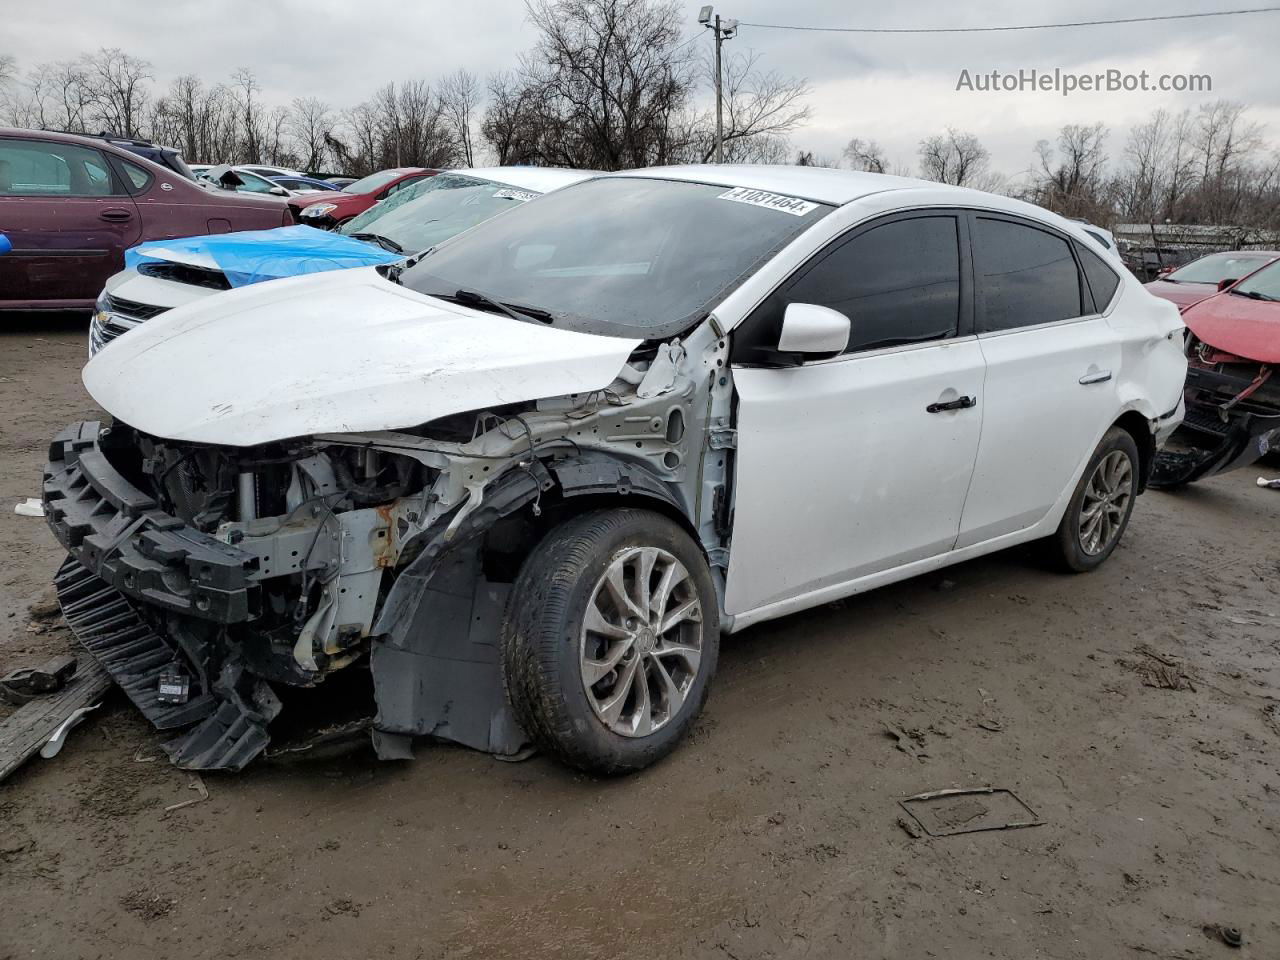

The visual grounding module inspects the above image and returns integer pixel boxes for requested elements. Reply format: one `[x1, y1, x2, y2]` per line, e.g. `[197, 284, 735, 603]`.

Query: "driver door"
[724, 212, 985, 617]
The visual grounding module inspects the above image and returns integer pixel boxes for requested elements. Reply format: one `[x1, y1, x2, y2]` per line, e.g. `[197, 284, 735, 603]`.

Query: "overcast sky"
[5, 0, 1279, 178]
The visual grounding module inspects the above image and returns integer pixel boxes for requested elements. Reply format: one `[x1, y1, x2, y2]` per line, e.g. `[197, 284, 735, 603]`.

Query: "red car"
[289, 167, 437, 226]
[1151, 258, 1280, 487]
[1144, 249, 1280, 312]
[0, 128, 292, 311]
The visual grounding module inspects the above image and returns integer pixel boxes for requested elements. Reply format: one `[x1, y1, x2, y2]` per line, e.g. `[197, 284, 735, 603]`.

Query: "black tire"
[1047, 427, 1140, 573]
[501, 508, 719, 775]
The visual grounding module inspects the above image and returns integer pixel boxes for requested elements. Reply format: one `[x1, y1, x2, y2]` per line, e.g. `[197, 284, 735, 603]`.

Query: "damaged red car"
[1144, 250, 1280, 313]
[1152, 260, 1280, 486]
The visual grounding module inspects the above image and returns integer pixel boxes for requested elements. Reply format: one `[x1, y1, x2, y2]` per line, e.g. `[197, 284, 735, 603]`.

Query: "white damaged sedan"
[43, 166, 1187, 773]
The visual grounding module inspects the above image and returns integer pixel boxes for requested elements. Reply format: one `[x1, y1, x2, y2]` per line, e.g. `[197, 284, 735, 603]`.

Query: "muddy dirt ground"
[1, 314, 1278, 960]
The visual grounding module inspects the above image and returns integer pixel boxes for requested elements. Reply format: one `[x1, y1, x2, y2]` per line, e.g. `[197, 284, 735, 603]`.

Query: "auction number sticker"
[493, 188, 540, 202]
[717, 187, 818, 216]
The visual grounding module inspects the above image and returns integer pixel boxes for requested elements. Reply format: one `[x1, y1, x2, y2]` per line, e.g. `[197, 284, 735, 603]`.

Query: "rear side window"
[0, 138, 119, 197]
[120, 160, 152, 192]
[1076, 243, 1121, 312]
[974, 217, 1083, 332]
[785, 215, 962, 353]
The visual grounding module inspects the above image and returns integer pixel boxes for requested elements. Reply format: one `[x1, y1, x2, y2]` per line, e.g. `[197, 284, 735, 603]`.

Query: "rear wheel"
[501, 509, 719, 775]
[1047, 427, 1139, 572]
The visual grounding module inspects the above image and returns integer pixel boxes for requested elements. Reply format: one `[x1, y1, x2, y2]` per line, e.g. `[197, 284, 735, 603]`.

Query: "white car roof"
[607, 164, 1107, 251]
[610, 164, 1019, 210]
[453, 166, 599, 194]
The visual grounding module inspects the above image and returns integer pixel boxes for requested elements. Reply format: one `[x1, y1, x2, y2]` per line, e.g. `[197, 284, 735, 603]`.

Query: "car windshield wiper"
[349, 232, 404, 254]
[441, 288, 555, 324]
[1240, 289, 1280, 301]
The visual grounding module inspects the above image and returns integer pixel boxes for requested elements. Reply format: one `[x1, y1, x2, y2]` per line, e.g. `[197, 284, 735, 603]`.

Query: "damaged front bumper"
[42, 421, 391, 770]
[1151, 365, 1280, 487]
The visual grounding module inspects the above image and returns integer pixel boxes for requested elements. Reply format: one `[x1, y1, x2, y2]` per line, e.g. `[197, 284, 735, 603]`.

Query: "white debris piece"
[14, 498, 44, 518]
[1257, 477, 1280, 490]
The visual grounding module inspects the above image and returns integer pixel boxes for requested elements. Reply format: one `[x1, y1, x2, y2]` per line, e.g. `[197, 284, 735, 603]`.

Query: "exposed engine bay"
[44, 334, 733, 770]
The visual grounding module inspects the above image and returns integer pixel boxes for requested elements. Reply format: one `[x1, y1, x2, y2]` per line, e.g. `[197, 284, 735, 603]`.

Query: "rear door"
[725, 212, 986, 616]
[0, 137, 141, 306]
[956, 213, 1122, 547]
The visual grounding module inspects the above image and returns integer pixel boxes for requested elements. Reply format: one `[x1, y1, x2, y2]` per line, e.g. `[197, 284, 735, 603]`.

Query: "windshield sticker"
[717, 187, 818, 217]
[492, 188, 540, 203]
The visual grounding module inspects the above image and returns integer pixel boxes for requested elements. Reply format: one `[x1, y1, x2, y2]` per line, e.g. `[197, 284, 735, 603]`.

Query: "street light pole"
[714, 14, 723, 163]
[699, 6, 737, 164]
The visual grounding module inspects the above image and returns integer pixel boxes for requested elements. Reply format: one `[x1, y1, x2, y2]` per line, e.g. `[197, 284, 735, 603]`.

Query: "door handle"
[927, 395, 977, 414]
[1078, 369, 1113, 385]
[99, 208, 133, 223]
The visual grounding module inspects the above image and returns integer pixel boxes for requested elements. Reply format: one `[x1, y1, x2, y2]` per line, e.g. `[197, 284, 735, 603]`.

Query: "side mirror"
[0, 233, 10, 255]
[778, 302, 850, 355]
[269, 186, 289, 197]
[1217, 277, 1238, 291]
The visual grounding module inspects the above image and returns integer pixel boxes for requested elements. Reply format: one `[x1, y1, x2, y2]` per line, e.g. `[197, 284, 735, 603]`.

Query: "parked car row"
[89, 166, 592, 351]
[36, 161, 1191, 778]
[0, 126, 434, 310]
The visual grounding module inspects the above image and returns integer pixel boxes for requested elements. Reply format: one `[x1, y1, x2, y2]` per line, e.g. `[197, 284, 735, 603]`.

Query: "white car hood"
[84, 267, 641, 446]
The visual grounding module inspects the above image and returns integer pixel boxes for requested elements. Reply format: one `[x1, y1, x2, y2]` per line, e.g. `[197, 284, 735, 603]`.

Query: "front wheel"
[1047, 427, 1140, 573]
[501, 509, 719, 775]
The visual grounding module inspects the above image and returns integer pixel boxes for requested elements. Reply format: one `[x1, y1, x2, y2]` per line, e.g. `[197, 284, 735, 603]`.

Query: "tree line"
[0, 0, 809, 176]
[835, 100, 1280, 230]
[4, 0, 1280, 230]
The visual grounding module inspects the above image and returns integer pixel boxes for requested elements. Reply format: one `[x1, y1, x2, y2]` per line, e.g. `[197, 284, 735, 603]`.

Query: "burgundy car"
[289, 167, 437, 226]
[0, 128, 291, 311]
[1152, 259, 1280, 487]
[1144, 249, 1280, 313]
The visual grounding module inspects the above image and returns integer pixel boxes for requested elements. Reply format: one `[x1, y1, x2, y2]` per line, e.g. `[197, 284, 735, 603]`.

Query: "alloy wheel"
[1078, 450, 1134, 555]
[579, 546, 704, 738]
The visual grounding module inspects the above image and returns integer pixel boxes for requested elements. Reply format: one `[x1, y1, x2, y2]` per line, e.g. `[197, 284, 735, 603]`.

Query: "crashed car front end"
[1151, 335, 1280, 486]
[43, 336, 722, 770]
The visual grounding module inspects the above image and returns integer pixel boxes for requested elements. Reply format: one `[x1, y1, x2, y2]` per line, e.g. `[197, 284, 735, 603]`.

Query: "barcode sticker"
[717, 187, 818, 217]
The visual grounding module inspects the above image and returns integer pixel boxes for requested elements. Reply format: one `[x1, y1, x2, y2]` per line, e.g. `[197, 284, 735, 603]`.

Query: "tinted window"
[975, 217, 1082, 331]
[0, 138, 118, 196]
[784, 216, 961, 353]
[1077, 243, 1120, 311]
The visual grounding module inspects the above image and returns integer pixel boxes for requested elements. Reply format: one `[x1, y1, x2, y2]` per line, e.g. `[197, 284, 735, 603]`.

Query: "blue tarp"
[124, 225, 402, 288]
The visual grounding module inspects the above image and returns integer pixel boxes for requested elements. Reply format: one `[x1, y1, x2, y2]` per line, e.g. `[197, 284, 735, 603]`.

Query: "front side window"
[974, 217, 1083, 332]
[780, 216, 961, 354]
[402, 177, 831, 339]
[0, 139, 118, 197]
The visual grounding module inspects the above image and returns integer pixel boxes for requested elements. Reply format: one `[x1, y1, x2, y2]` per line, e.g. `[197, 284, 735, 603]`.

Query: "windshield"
[340, 173, 541, 254]
[1167, 252, 1273, 284]
[401, 177, 831, 338]
[1230, 259, 1280, 300]
[343, 169, 404, 194]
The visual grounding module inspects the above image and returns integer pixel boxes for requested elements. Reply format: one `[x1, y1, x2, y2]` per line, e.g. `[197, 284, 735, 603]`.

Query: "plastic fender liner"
[368, 454, 686, 760]
[369, 464, 550, 759]
[549, 453, 687, 513]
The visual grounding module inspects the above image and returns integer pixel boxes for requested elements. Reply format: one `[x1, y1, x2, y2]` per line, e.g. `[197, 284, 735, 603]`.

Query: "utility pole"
[698, 7, 738, 164]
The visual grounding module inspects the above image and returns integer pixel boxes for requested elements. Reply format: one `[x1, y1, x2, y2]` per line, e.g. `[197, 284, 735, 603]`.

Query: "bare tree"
[1033, 122, 1109, 218]
[232, 68, 265, 162]
[481, 70, 542, 165]
[843, 136, 888, 173]
[506, 0, 698, 169]
[440, 69, 480, 167]
[80, 48, 152, 137]
[918, 127, 990, 186]
[289, 96, 333, 172]
[369, 80, 457, 168]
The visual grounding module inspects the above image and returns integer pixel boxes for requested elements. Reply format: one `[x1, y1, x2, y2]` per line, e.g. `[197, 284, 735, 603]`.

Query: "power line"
[738, 6, 1280, 34]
